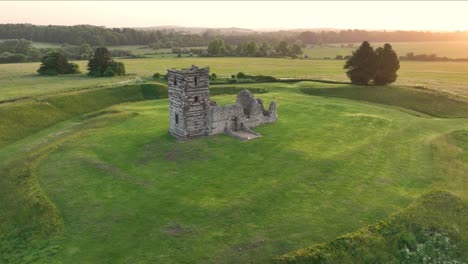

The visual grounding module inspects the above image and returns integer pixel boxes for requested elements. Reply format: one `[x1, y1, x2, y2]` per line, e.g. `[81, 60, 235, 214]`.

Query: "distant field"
[1, 57, 468, 101]
[304, 41, 468, 59]
[26, 40, 468, 59]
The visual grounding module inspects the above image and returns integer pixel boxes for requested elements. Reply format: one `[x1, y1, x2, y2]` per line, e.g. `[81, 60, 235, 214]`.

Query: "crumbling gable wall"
[207, 89, 277, 136]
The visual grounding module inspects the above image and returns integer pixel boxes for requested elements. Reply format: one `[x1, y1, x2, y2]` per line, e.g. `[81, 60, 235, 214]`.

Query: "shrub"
[109, 61, 125, 76]
[237, 72, 247, 79]
[37, 52, 80, 75]
[103, 67, 116, 77]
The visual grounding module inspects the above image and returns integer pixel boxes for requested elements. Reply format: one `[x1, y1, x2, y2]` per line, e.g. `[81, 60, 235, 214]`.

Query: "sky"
[1, 1, 468, 31]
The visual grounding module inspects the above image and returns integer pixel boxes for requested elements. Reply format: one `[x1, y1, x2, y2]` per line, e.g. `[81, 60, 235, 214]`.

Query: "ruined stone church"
[167, 65, 277, 140]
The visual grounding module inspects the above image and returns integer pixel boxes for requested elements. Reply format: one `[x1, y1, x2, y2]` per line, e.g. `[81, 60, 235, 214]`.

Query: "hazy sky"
[1, 1, 468, 31]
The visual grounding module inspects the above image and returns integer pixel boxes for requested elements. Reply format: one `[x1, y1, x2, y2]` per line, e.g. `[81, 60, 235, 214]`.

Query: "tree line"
[205, 39, 303, 57]
[1, 23, 467, 47]
[0, 39, 138, 63]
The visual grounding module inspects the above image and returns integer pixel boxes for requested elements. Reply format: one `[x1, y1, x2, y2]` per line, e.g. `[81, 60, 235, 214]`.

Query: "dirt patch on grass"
[164, 223, 191, 237]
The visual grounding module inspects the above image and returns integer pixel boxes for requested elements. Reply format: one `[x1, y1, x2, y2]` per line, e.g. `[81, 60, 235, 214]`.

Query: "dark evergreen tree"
[37, 52, 79, 75]
[87, 47, 125, 77]
[344, 41, 377, 85]
[374, 43, 400, 85]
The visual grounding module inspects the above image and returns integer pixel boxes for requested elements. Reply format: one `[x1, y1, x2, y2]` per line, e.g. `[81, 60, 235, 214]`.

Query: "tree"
[343, 41, 377, 85]
[275, 41, 289, 56]
[207, 39, 225, 56]
[37, 51, 80, 75]
[290, 42, 303, 57]
[374, 44, 400, 85]
[87, 47, 125, 77]
[258, 42, 271, 57]
[79, 44, 94, 60]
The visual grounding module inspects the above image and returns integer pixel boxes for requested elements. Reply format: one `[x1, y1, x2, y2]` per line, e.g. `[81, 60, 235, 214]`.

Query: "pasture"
[1, 53, 468, 263]
[304, 41, 468, 59]
[1, 80, 468, 262]
[2, 57, 468, 102]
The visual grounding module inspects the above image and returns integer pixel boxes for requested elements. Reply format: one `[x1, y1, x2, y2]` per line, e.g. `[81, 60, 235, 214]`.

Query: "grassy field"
[277, 191, 468, 263]
[304, 41, 468, 59]
[2, 57, 468, 102]
[1, 47, 468, 262]
[1, 82, 467, 262]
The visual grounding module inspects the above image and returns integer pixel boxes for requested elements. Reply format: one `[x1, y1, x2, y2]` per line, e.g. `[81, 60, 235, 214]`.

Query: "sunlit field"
[1, 41, 468, 263]
[2, 57, 468, 102]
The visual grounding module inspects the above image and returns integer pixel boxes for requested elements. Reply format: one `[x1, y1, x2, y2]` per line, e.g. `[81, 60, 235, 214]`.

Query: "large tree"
[37, 52, 79, 75]
[207, 39, 226, 56]
[374, 43, 400, 85]
[343, 41, 377, 85]
[87, 47, 125, 77]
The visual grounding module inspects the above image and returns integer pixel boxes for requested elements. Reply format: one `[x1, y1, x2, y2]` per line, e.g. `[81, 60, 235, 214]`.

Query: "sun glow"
[0, 1, 467, 31]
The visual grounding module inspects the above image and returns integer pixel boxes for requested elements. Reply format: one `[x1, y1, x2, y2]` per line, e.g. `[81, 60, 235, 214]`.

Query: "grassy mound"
[0, 83, 270, 148]
[276, 191, 468, 263]
[23, 91, 465, 262]
[1, 81, 467, 262]
[0, 84, 166, 148]
[299, 82, 468, 118]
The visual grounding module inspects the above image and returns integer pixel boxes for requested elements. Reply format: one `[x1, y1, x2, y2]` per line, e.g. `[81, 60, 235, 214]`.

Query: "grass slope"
[8, 89, 463, 263]
[298, 82, 468, 118]
[0, 83, 167, 148]
[1, 81, 468, 262]
[276, 191, 468, 263]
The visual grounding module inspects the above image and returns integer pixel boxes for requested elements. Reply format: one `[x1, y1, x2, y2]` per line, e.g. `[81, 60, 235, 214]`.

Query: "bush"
[103, 67, 116, 77]
[0, 52, 27, 63]
[153, 73, 162, 79]
[237, 72, 247, 79]
[231, 75, 236, 79]
[109, 61, 125, 76]
[37, 52, 80, 75]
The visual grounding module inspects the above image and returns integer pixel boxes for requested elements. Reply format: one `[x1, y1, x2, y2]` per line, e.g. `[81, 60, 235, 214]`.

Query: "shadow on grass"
[300, 85, 468, 118]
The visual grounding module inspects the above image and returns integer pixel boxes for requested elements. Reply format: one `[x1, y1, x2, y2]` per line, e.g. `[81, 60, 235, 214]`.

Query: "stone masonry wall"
[168, 66, 277, 140]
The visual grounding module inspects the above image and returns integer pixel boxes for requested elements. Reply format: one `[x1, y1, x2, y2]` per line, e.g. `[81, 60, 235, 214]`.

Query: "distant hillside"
[1, 23, 467, 47]
[135, 25, 256, 35]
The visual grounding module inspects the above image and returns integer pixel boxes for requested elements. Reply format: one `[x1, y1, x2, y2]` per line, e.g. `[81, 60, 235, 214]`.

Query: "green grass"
[276, 191, 468, 263]
[298, 82, 468, 117]
[2, 57, 468, 102]
[1, 83, 467, 263]
[305, 41, 468, 59]
[0, 83, 168, 148]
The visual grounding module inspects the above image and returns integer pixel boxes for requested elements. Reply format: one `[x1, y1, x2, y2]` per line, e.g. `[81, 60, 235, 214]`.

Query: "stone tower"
[167, 65, 210, 140]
